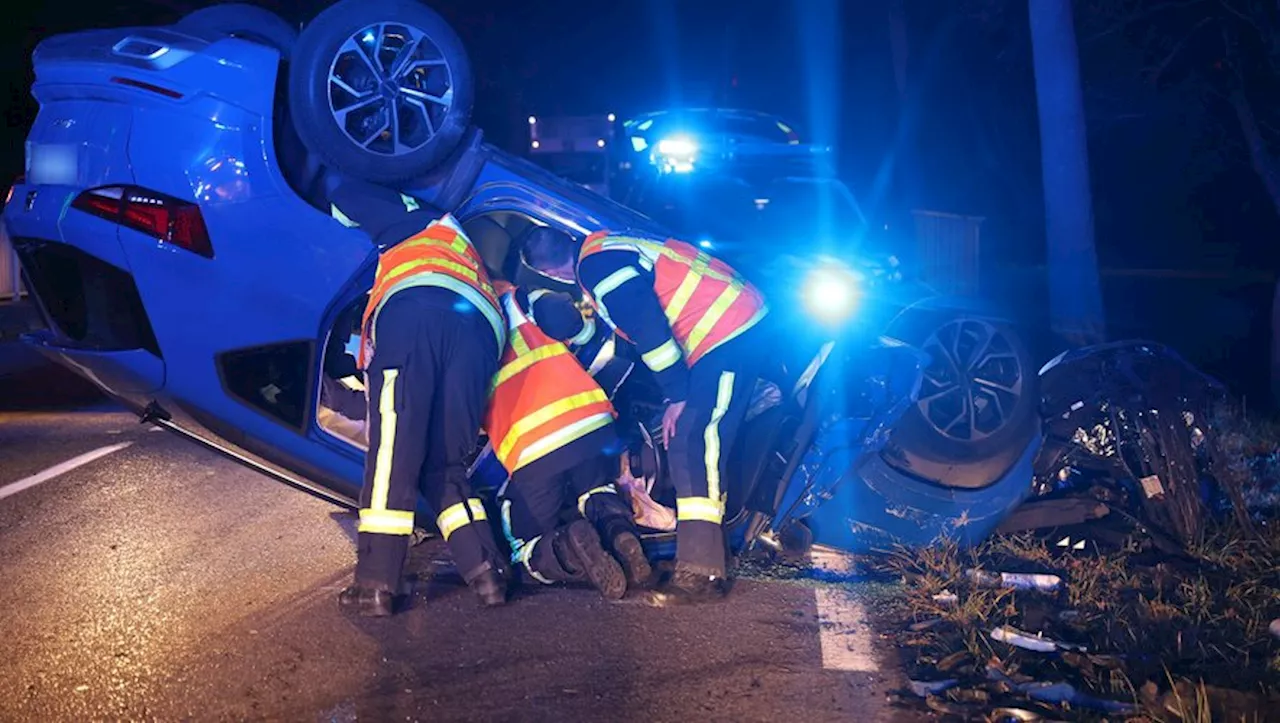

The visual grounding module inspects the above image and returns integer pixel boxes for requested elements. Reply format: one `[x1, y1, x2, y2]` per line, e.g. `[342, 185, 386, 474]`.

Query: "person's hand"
[661, 400, 687, 447]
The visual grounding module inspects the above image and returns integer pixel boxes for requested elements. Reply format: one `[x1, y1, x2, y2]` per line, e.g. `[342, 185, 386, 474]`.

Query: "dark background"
[4, 0, 1277, 407]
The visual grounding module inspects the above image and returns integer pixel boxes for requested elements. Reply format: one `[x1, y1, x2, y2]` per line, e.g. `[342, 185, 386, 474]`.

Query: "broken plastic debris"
[908, 678, 958, 697]
[990, 708, 1042, 722]
[990, 625, 1087, 653]
[1139, 474, 1165, 499]
[908, 618, 943, 632]
[966, 569, 1062, 591]
[931, 590, 958, 605]
[1021, 681, 1141, 715]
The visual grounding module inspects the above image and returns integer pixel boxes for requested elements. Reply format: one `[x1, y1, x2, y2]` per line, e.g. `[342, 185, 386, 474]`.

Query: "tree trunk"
[1028, 0, 1107, 346]
[1229, 89, 1280, 219]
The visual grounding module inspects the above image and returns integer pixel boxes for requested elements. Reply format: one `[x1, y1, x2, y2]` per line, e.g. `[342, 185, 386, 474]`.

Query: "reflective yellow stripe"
[510, 330, 532, 356]
[381, 256, 479, 284]
[373, 275, 505, 354]
[396, 232, 469, 256]
[491, 344, 561, 391]
[331, 203, 360, 228]
[514, 411, 614, 469]
[685, 285, 742, 357]
[358, 508, 415, 535]
[710, 303, 769, 353]
[497, 389, 609, 460]
[436, 499, 487, 541]
[577, 484, 617, 517]
[676, 495, 725, 524]
[662, 270, 702, 327]
[528, 288, 553, 305]
[640, 337, 682, 373]
[569, 317, 596, 347]
[704, 371, 735, 501]
[370, 369, 400, 511]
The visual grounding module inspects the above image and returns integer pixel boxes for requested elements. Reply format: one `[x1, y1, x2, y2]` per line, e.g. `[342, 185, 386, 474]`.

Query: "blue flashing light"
[801, 261, 862, 325]
[698, 238, 714, 249]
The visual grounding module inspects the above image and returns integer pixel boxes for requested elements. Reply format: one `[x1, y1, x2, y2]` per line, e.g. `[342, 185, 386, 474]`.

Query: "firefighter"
[485, 281, 652, 597]
[336, 199, 510, 617]
[522, 227, 768, 605]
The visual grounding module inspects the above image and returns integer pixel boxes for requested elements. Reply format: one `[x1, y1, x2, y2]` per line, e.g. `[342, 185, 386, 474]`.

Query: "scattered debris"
[931, 589, 958, 605]
[907, 678, 957, 697]
[990, 625, 1086, 653]
[966, 569, 1062, 592]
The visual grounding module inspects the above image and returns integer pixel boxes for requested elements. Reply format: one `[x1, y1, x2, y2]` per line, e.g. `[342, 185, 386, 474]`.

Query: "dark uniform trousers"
[356, 287, 505, 591]
[667, 329, 764, 577]
[500, 430, 635, 583]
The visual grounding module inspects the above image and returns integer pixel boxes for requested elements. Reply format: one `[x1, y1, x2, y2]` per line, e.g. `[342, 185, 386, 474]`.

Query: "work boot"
[648, 566, 728, 607]
[608, 529, 654, 590]
[338, 585, 397, 617]
[556, 520, 627, 600]
[463, 562, 509, 608]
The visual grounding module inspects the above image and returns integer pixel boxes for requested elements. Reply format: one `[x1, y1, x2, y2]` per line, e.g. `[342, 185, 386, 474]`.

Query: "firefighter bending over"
[523, 229, 768, 605]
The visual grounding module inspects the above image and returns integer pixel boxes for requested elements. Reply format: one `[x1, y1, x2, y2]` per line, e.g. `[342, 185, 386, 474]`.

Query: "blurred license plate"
[26, 143, 79, 186]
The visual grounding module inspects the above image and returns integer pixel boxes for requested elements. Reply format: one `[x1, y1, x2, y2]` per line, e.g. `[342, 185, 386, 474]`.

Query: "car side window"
[218, 341, 314, 430]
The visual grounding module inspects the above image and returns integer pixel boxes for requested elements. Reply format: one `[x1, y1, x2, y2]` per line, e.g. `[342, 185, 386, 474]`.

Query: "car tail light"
[71, 185, 213, 259]
[3, 174, 22, 208]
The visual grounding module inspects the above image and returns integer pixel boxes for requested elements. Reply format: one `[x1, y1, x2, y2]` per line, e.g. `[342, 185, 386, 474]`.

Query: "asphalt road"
[0, 356, 908, 722]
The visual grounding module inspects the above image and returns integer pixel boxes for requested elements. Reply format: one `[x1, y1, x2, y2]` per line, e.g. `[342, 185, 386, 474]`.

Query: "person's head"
[519, 225, 578, 283]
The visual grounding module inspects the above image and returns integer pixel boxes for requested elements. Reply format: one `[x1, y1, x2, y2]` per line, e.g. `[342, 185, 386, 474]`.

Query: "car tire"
[288, 0, 474, 185]
[881, 308, 1040, 489]
[175, 4, 298, 60]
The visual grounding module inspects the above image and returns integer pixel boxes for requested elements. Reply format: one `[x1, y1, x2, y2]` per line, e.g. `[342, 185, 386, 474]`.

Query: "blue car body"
[3, 22, 1038, 554]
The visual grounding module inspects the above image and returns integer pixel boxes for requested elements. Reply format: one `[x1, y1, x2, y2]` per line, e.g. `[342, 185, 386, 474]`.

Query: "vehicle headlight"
[801, 261, 862, 325]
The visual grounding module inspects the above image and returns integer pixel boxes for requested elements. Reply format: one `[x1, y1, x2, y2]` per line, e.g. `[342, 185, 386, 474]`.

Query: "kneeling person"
[487, 283, 651, 598]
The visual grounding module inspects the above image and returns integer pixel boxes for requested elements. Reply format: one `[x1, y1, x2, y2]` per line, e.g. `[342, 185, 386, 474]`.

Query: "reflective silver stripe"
[331, 204, 360, 228]
[569, 317, 596, 347]
[592, 267, 641, 324]
[586, 336, 616, 376]
[577, 484, 617, 517]
[640, 337, 682, 373]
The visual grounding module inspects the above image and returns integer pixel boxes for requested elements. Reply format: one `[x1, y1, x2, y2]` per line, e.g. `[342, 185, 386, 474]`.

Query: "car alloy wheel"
[916, 318, 1025, 443]
[327, 22, 456, 158]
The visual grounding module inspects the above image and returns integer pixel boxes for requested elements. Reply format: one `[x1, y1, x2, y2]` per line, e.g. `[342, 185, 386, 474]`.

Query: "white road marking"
[811, 548, 879, 672]
[0, 442, 133, 502]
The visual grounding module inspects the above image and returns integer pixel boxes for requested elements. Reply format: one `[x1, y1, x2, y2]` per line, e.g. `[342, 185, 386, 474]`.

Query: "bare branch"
[1141, 17, 1216, 84]
[1082, 0, 1211, 44]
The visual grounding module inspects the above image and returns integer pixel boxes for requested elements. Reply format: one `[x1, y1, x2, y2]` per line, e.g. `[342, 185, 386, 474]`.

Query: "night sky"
[3, 0, 1277, 403]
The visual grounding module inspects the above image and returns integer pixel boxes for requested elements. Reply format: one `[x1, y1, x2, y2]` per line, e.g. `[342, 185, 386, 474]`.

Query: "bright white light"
[630, 137, 649, 152]
[657, 137, 697, 156]
[531, 140, 540, 149]
[698, 238, 713, 249]
[528, 116, 537, 124]
[607, 113, 616, 122]
[597, 139, 606, 148]
[801, 263, 861, 325]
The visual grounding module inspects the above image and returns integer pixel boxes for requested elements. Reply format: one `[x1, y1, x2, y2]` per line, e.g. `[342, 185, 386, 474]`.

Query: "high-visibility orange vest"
[578, 232, 768, 366]
[358, 214, 505, 370]
[484, 288, 615, 474]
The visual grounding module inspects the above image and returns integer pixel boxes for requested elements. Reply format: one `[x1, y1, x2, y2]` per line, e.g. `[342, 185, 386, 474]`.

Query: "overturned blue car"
[2, 0, 1046, 561]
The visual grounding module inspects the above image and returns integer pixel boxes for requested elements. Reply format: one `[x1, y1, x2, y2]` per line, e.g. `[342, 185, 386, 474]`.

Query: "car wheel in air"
[882, 309, 1041, 489]
[288, 0, 474, 185]
[175, 4, 298, 60]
